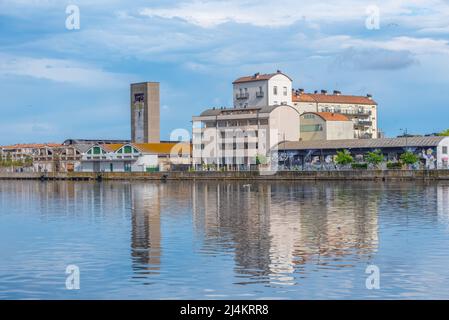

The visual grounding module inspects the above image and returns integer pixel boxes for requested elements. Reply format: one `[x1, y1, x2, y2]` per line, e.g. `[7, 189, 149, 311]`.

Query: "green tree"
[335, 150, 353, 166]
[438, 129, 449, 136]
[256, 154, 267, 165]
[24, 156, 33, 167]
[365, 149, 385, 168]
[400, 151, 419, 165]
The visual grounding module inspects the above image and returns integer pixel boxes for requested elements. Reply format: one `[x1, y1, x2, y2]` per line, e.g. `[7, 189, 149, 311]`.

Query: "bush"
[256, 154, 267, 165]
[335, 150, 353, 166]
[387, 162, 402, 169]
[400, 151, 419, 165]
[352, 163, 368, 169]
[365, 150, 384, 167]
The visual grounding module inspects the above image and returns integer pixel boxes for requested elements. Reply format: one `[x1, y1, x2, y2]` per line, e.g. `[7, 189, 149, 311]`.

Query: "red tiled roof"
[309, 112, 351, 122]
[293, 93, 316, 103]
[233, 72, 293, 84]
[1, 143, 62, 149]
[292, 93, 377, 105]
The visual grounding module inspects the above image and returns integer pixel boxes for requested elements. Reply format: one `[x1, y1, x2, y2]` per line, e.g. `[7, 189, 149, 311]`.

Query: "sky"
[0, 0, 449, 145]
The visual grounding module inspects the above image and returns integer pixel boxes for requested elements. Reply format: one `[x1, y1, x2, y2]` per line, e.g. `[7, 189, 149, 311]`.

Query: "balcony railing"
[339, 110, 372, 117]
[236, 93, 249, 100]
[354, 120, 373, 127]
[256, 91, 264, 98]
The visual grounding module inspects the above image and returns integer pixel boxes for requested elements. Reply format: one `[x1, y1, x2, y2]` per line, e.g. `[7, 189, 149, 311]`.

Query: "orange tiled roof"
[233, 72, 292, 84]
[292, 93, 377, 105]
[132, 142, 191, 155]
[100, 144, 125, 152]
[310, 112, 351, 122]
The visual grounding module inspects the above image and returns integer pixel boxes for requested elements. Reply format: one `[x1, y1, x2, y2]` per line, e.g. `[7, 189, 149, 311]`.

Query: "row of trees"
[334, 149, 419, 168]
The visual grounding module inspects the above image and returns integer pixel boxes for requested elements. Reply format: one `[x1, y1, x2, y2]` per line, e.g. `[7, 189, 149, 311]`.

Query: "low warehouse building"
[76, 142, 191, 172]
[276, 136, 449, 170]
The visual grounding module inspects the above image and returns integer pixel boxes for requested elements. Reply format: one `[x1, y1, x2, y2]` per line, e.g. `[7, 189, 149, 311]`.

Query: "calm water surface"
[1, 180, 449, 299]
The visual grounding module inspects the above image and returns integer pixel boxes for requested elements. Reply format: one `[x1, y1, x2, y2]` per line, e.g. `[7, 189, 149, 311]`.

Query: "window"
[443, 146, 448, 155]
[301, 124, 323, 132]
[124, 145, 132, 154]
[283, 87, 287, 96]
[273, 86, 278, 95]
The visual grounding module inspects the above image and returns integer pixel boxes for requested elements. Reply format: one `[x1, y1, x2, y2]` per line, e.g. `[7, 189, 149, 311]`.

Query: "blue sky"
[0, 0, 449, 145]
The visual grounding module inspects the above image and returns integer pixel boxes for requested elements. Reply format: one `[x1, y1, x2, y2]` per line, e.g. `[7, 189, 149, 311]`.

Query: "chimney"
[366, 94, 372, 99]
[299, 88, 304, 94]
[314, 90, 318, 94]
[254, 72, 260, 79]
[321, 89, 327, 95]
[333, 90, 341, 95]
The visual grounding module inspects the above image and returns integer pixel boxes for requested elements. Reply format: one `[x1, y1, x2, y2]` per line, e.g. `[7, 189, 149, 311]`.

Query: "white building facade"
[192, 105, 300, 170]
[233, 71, 293, 108]
[292, 90, 378, 139]
[300, 112, 354, 141]
[76, 143, 191, 172]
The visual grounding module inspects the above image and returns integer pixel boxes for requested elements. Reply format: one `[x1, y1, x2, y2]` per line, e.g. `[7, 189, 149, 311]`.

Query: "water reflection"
[1, 180, 449, 298]
[131, 184, 161, 276]
[191, 182, 380, 286]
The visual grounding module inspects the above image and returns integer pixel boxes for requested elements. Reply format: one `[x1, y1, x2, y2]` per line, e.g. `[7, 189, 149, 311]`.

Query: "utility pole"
[400, 128, 408, 149]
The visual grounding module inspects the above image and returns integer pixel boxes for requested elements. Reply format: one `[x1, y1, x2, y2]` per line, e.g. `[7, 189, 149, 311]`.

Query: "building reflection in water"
[438, 184, 449, 224]
[2, 180, 449, 287]
[131, 184, 162, 277]
[191, 181, 381, 286]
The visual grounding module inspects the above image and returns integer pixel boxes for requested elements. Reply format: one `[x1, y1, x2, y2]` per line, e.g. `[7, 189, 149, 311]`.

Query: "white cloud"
[140, 0, 363, 28]
[140, 0, 449, 28]
[0, 54, 130, 87]
[342, 36, 449, 55]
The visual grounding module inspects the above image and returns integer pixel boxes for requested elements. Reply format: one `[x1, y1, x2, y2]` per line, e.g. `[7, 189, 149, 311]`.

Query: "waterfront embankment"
[1, 170, 449, 181]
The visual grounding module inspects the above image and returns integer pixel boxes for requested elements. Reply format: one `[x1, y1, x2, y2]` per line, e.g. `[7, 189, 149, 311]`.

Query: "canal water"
[1, 180, 449, 299]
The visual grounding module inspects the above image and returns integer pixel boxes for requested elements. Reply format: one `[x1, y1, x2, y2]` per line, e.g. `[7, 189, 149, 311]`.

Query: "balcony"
[354, 120, 373, 127]
[236, 93, 249, 100]
[355, 133, 373, 139]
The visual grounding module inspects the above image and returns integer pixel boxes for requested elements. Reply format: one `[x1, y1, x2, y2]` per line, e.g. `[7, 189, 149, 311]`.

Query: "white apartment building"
[233, 71, 292, 108]
[192, 105, 300, 170]
[292, 89, 378, 139]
